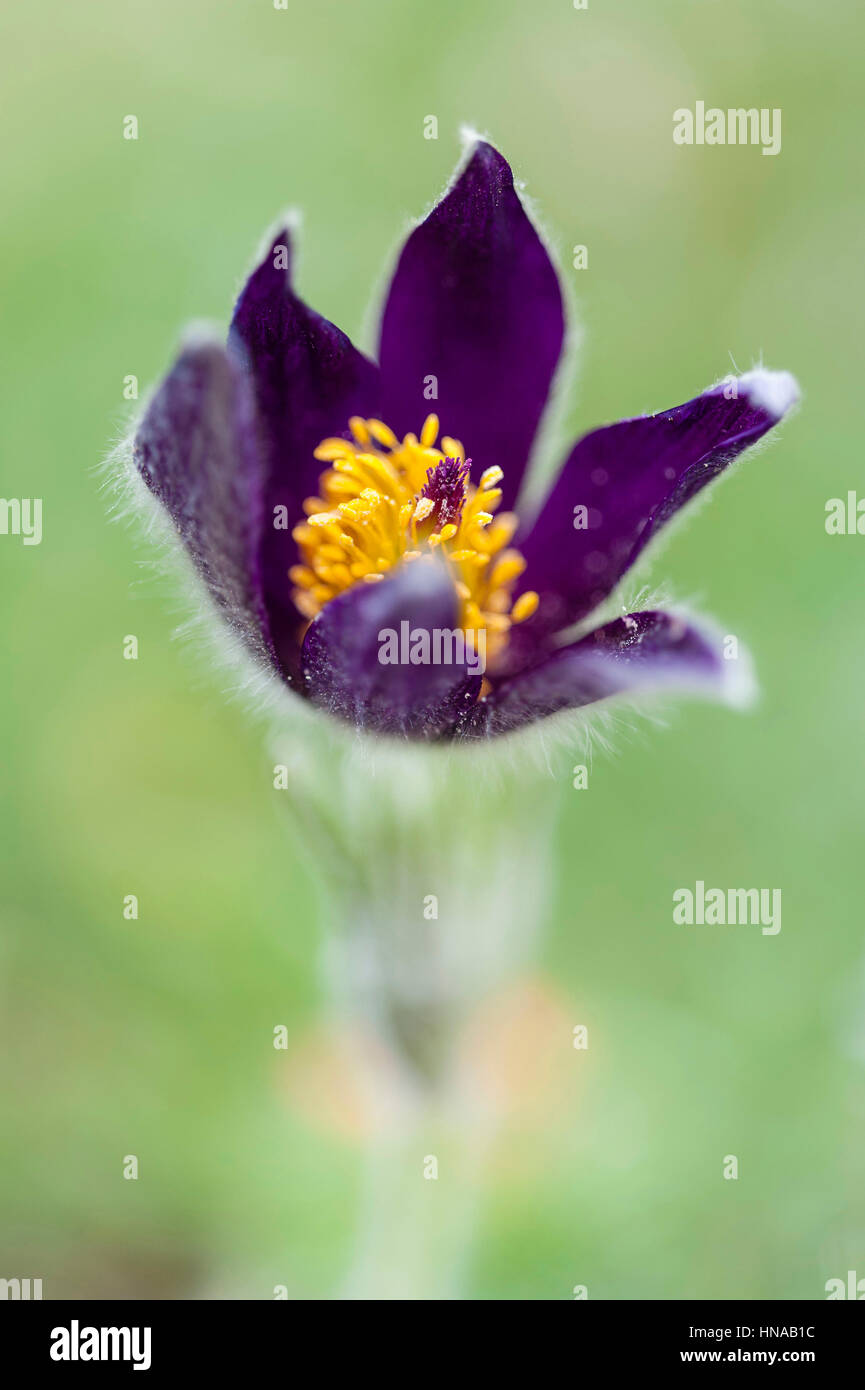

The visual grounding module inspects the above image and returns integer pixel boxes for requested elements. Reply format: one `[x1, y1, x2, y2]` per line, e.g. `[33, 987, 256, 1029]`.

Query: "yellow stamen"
[348, 416, 371, 445]
[290, 416, 540, 666]
[367, 419, 399, 449]
[420, 414, 439, 447]
[489, 550, 526, 586]
[313, 439, 353, 461]
[511, 591, 540, 624]
[479, 465, 504, 490]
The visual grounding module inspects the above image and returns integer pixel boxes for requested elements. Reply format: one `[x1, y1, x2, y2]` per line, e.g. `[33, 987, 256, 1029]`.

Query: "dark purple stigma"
[420, 456, 472, 529]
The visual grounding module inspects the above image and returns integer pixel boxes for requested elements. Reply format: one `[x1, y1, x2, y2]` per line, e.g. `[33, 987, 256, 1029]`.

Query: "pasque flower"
[133, 139, 798, 740]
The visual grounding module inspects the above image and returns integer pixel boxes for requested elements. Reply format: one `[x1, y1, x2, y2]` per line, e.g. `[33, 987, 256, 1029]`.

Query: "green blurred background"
[1, 0, 862, 1299]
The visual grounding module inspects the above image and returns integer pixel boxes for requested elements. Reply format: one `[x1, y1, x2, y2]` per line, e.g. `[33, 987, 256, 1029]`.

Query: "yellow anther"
[490, 550, 526, 586]
[294, 591, 318, 619]
[511, 591, 539, 623]
[322, 474, 357, 495]
[318, 543, 347, 563]
[314, 439, 352, 461]
[367, 419, 399, 448]
[413, 497, 435, 523]
[479, 466, 504, 489]
[289, 565, 317, 589]
[464, 600, 483, 628]
[477, 488, 502, 510]
[349, 416, 371, 445]
[486, 513, 518, 547]
[420, 414, 439, 447]
[486, 589, 511, 613]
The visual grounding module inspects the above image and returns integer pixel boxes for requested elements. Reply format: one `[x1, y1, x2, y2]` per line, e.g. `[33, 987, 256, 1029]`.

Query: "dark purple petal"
[457, 610, 743, 738]
[133, 339, 277, 671]
[518, 370, 799, 634]
[378, 141, 565, 511]
[302, 559, 482, 738]
[229, 228, 381, 665]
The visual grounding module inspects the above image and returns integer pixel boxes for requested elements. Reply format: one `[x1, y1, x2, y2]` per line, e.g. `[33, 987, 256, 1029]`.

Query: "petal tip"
[738, 367, 800, 420]
[232, 217, 300, 322]
[719, 643, 758, 712]
[176, 321, 225, 356]
[457, 127, 509, 176]
[259, 209, 302, 254]
[665, 612, 758, 713]
[458, 124, 490, 153]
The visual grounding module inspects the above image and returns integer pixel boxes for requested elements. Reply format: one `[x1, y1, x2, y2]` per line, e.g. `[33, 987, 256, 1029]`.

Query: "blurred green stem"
[273, 725, 562, 1298]
[337, 1067, 493, 1300]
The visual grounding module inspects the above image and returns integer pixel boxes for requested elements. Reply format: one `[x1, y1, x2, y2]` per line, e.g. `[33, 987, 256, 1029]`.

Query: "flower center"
[289, 414, 538, 662]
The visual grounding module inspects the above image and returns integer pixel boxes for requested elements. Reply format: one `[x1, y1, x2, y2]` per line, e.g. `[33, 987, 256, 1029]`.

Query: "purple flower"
[133, 139, 798, 741]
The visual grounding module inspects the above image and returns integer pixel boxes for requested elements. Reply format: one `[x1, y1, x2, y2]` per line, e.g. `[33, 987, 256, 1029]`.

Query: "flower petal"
[457, 610, 745, 738]
[302, 559, 483, 738]
[518, 370, 800, 633]
[378, 141, 565, 510]
[229, 228, 381, 664]
[133, 338, 277, 669]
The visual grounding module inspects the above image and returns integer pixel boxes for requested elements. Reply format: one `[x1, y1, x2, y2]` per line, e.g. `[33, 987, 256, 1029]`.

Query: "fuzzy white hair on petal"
[458, 124, 486, 152]
[737, 368, 800, 419]
[100, 421, 306, 736]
